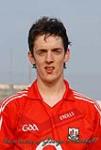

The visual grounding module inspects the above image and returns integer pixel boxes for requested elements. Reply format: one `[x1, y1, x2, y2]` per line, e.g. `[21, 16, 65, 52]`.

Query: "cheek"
[36, 61, 45, 73]
[55, 60, 64, 72]
[56, 57, 65, 66]
[35, 59, 44, 67]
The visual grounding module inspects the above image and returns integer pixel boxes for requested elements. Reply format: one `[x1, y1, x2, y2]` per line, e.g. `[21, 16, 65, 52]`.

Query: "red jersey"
[0, 80, 101, 150]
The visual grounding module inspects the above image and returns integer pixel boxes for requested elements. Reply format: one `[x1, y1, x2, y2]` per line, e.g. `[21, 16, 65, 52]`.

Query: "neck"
[37, 78, 66, 106]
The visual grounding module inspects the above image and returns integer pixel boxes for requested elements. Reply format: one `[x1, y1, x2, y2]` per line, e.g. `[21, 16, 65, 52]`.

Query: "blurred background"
[0, 0, 101, 101]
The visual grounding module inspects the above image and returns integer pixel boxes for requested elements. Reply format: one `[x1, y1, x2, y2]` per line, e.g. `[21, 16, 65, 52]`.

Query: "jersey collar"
[27, 79, 75, 102]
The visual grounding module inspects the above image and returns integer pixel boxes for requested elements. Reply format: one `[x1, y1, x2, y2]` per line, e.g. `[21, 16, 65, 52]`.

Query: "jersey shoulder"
[71, 89, 101, 117]
[0, 89, 28, 113]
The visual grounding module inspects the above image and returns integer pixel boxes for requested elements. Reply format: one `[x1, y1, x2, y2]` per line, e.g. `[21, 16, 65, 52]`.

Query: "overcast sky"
[0, 0, 101, 99]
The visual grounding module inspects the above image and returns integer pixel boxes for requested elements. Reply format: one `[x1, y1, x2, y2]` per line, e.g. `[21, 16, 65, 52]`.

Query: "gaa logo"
[22, 124, 39, 132]
[36, 139, 62, 150]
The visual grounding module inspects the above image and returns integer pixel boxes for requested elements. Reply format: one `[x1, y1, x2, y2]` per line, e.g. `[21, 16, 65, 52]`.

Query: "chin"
[44, 78, 55, 83]
[43, 76, 61, 84]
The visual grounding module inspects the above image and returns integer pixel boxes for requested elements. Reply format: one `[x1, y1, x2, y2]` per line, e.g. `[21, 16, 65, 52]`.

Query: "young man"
[0, 17, 101, 150]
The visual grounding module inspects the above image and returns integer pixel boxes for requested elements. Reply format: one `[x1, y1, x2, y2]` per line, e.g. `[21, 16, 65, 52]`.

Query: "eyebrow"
[35, 48, 63, 51]
[51, 48, 63, 51]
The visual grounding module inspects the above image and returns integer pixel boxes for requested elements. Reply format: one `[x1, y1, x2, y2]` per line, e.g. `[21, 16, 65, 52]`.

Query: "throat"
[43, 94, 65, 107]
[37, 80, 66, 107]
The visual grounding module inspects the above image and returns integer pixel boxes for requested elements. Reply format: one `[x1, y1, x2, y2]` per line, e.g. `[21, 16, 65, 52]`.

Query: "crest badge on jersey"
[68, 127, 79, 142]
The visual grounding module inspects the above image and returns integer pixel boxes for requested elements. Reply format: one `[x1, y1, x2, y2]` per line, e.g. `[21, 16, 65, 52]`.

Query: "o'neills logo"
[22, 124, 39, 132]
[36, 139, 63, 150]
[59, 111, 75, 121]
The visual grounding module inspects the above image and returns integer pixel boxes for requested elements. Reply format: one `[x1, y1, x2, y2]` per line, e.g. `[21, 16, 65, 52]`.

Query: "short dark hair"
[28, 16, 70, 52]
[28, 16, 71, 68]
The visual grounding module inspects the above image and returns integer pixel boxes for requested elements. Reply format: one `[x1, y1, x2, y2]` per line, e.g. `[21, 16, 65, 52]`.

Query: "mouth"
[44, 66, 55, 74]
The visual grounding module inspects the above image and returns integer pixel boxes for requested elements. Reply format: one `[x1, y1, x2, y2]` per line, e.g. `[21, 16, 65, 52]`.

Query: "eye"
[36, 49, 47, 56]
[52, 48, 63, 54]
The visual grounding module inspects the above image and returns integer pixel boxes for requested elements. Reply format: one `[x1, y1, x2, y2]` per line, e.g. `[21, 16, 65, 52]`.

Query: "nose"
[45, 51, 54, 63]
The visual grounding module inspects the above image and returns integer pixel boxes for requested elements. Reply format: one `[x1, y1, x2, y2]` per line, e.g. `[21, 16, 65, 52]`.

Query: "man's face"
[28, 35, 70, 83]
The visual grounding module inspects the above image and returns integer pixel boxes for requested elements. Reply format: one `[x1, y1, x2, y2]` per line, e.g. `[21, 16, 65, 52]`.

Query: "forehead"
[34, 34, 64, 48]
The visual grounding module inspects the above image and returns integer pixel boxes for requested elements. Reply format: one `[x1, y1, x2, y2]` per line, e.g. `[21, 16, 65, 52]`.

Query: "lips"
[44, 66, 55, 74]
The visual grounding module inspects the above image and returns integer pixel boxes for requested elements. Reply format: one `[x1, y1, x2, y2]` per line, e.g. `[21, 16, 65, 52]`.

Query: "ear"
[28, 51, 35, 65]
[64, 48, 70, 63]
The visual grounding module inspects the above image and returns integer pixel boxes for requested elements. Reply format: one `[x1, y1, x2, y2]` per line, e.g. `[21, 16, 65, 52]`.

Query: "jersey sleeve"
[87, 102, 101, 149]
[0, 98, 19, 149]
